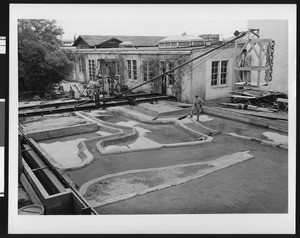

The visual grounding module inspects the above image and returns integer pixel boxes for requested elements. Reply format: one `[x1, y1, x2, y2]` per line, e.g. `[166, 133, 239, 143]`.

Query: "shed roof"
[74, 35, 166, 47]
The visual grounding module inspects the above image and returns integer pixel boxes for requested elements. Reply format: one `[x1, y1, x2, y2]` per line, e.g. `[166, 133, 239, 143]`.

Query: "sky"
[10, 4, 257, 40]
[56, 18, 248, 40]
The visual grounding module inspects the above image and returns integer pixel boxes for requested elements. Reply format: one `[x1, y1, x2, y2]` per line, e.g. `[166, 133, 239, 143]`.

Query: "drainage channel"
[19, 128, 98, 215]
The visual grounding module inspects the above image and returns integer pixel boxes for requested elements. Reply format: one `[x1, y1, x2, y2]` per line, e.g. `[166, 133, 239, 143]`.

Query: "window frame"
[142, 60, 149, 82]
[88, 59, 96, 81]
[220, 60, 228, 85]
[132, 60, 137, 80]
[79, 57, 84, 73]
[210, 59, 229, 87]
[168, 61, 175, 86]
[127, 59, 137, 80]
[127, 60, 132, 79]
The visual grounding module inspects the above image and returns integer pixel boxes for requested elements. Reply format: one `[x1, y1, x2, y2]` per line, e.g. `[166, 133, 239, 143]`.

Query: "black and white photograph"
[7, 3, 296, 235]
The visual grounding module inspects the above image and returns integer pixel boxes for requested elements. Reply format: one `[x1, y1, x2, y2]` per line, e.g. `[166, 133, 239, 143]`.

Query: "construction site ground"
[18, 99, 288, 214]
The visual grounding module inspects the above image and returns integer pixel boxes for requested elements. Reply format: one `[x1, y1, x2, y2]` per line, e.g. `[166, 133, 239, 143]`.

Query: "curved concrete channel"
[20, 104, 288, 214]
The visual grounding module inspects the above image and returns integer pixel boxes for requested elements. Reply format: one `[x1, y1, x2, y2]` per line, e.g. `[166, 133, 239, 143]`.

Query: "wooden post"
[234, 39, 238, 85]
[257, 40, 263, 87]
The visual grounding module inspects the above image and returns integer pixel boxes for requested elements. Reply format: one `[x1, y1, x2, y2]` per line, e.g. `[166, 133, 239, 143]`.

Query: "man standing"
[239, 49, 253, 85]
[191, 95, 204, 121]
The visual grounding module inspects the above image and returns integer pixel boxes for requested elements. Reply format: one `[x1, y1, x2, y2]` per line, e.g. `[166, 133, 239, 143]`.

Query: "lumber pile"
[229, 89, 286, 106]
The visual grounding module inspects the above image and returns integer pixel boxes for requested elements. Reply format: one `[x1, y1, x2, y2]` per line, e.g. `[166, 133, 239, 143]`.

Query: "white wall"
[248, 20, 288, 94]
[191, 47, 235, 102]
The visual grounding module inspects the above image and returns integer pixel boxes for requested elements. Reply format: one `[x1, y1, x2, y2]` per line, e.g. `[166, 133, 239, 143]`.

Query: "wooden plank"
[23, 143, 66, 194]
[22, 144, 47, 169]
[234, 66, 270, 71]
[240, 39, 272, 44]
[257, 41, 263, 87]
[219, 103, 277, 113]
[249, 41, 260, 59]
[221, 108, 288, 120]
[22, 159, 49, 202]
[35, 168, 66, 194]
[20, 173, 43, 206]
[43, 190, 73, 215]
[277, 98, 288, 103]
[234, 38, 238, 84]
[230, 95, 256, 99]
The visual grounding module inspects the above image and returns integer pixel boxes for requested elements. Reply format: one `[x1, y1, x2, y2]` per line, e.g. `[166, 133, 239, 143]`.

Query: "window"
[193, 41, 204, 46]
[133, 60, 137, 80]
[142, 60, 149, 81]
[159, 43, 165, 48]
[165, 42, 171, 47]
[211, 61, 219, 86]
[171, 42, 177, 47]
[178, 42, 190, 47]
[220, 61, 228, 85]
[168, 61, 175, 85]
[211, 60, 228, 86]
[127, 60, 132, 79]
[79, 57, 84, 72]
[116, 62, 121, 75]
[108, 62, 117, 75]
[88, 59, 96, 81]
[127, 59, 137, 80]
[160, 61, 167, 73]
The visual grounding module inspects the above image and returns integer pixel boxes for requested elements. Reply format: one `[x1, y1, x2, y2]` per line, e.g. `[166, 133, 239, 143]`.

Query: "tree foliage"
[18, 19, 75, 95]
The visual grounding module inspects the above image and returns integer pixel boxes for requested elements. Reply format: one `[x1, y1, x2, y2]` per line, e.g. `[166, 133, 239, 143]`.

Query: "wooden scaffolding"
[234, 29, 275, 88]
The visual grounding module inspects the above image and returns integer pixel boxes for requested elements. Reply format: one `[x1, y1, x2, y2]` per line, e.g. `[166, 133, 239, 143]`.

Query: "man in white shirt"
[239, 49, 253, 85]
[191, 95, 204, 121]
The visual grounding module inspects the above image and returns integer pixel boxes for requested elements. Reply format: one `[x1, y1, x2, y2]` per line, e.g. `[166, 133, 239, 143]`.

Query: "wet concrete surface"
[199, 114, 288, 144]
[98, 113, 199, 143]
[32, 109, 288, 214]
[67, 133, 287, 214]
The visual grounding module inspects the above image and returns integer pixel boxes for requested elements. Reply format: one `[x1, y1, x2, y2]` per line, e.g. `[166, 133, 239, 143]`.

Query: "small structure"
[119, 41, 134, 48]
[233, 29, 274, 88]
[199, 34, 220, 45]
[61, 39, 74, 47]
[158, 34, 205, 48]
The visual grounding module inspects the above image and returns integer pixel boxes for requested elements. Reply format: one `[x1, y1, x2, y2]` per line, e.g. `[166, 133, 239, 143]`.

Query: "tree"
[18, 19, 75, 96]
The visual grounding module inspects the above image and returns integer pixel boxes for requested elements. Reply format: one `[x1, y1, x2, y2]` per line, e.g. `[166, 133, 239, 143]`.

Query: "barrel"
[18, 204, 44, 215]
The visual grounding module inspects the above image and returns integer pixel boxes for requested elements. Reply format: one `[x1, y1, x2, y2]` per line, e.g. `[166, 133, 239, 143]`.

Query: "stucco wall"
[248, 20, 288, 94]
[72, 50, 192, 97]
[191, 47, 235, 102]
[71, 47, 237, 103]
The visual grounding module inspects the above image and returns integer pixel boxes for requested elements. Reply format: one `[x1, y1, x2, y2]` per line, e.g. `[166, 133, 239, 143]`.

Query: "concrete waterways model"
[18, 102, 288, 213]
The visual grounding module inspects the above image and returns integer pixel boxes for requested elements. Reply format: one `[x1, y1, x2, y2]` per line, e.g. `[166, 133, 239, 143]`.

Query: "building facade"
[71, 44, 237, 103]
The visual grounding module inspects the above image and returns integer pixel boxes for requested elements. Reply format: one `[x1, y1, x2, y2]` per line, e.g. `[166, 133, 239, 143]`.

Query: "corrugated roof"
[74, 35, 166, 47]
[160, 35, 204, 43]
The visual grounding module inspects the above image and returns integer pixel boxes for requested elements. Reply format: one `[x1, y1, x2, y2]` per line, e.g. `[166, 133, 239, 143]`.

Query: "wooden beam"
[249, 42, 260, 59]
[234, 66, 270, 71]
[240, 39, 273, 44]
[257, 41, 263, 87]
[20, 173, 43, 206]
